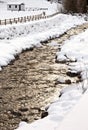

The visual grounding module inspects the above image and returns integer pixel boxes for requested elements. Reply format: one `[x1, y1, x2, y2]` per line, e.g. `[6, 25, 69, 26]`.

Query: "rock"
[55, 78, 65, 84]
[40, 40, 48, 44]
[41, 111, 48, 118]
[10, 110, 22, 117]
[55, 59, 66, 63]
[65, 79, 71, 84]
[66, 71, 80, 77]
[15, 55, 19, 60]
[77, 74, 82, 79]
[55, 54, 67, 63]
[19, 108, 29, 112]
[55, 78, 71, 84]
[21, 118, 29, 122]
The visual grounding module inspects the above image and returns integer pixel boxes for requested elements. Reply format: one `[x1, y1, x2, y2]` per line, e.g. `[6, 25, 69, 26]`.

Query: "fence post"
[27, 16, 29, 21]
[36, 15, 37, 20]
[38, 15, 40, 19]
[20, 17, 23, 23]
[10, 19, 12, 24]
[32, 16, 34, 21]
[0, 20, 1, 25]
[14, 18, 17, 24]
[5, 19, 6, 25]
[24, 17, 26, 22]
[34, 15, 35, 20]
[28, 16, 30, 21]
[30, 16, 31, 21]
[13, 18, 15, 23]
[35, 15, 36, 20]
[18, 17, 20, 22]
[31, 16, 33, 21]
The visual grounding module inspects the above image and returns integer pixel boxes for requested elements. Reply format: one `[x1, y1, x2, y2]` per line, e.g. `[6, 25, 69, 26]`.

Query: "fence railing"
[0, 12, 59, 25]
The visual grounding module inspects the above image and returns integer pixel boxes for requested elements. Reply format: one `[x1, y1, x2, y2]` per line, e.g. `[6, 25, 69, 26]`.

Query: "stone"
[19, 108, 29, 112]
[41, 111, 48, 118]
[65, 79, 71, 84]
[66, 71, 80, 77]
[10, 110, 22, 117]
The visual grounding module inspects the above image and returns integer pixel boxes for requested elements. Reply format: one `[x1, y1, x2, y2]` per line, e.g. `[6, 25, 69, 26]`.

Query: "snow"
[0, 14, 86, 70]
[0, 0, 88, 130]
[7, 2, 25, 5]
[58, 90, 88, 130]
[0, 0, 58, 20]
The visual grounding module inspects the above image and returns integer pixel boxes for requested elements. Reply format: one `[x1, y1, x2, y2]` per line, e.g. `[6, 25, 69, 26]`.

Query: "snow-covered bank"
[0, 14, 87, 70]
[0, 14, 86, 40]
[58, 90, 88, 130]
[56, 28, 88, 86]
[56, 29, 88, 63]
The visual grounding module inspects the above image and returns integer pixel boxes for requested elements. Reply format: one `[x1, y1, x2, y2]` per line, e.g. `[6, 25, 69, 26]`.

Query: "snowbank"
[0, 14, 86, 70]
[58, 90, 88, 130]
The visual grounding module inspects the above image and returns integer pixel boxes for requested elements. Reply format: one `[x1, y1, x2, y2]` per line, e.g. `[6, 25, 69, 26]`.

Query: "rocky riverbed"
[0, 22, 88, 130]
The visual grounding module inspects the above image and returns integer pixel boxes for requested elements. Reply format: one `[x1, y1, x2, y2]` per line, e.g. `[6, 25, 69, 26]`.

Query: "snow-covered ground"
[57, 90, 88, 130]
[0, 0, 58, 20]
[1, 0, 88, 130]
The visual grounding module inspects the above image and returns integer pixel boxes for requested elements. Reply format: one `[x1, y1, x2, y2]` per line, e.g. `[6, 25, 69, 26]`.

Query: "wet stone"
[19, 108, 29, 112]
[10, 110, 22, 117]
[66, 71, 80, 77]
[41, 111, 48, 118]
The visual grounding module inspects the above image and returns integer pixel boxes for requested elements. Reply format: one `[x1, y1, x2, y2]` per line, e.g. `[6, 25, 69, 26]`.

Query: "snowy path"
[0, 22, 88, 130]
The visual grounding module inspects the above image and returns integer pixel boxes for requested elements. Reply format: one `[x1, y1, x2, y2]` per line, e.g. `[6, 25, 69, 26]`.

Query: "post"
[0, 20, 1, 25]
[5, 19, 6, 25]
[14, 18, 15, 23]
[30, 16, 31, 21]
[15, 18, 17, 24]
[24, 17, 26, 22]
[43, 11, 46, 18]
[27, 16, 29, 20]
[18, 17, 20, 22]
[10, 19, 12, 24]
[20, 17, 23, 23]
[32, 16, 34, 21]
[35, 15, 37, 20]
[28, 16, 30, 21]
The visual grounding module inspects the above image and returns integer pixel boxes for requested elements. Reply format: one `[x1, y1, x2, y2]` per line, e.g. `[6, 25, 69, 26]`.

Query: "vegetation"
[62, 0, 87, 13]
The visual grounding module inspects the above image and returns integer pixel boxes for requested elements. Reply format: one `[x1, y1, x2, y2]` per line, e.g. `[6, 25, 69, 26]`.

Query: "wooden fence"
[0, 12, 59, 25]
